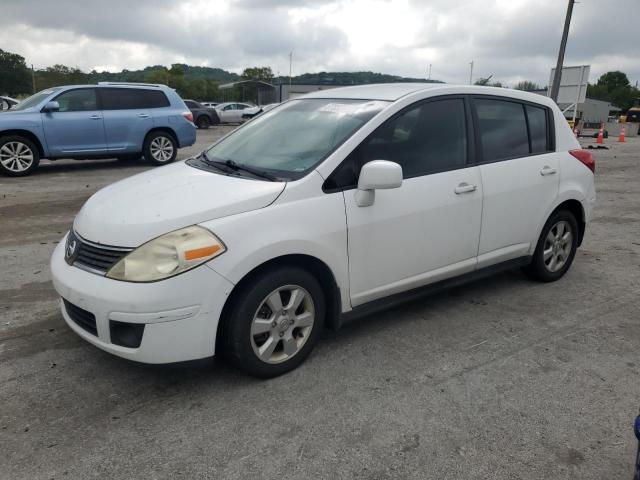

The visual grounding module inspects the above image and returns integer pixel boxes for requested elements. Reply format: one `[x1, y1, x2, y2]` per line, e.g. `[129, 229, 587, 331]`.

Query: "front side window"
[55, 89, 98, 112]
[360, 98, 468, 178]
[475, 99, 529, 162]
[201, 98, 387, 180]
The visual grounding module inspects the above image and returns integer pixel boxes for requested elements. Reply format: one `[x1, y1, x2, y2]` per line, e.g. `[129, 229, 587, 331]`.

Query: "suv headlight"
[106, 225, 226, 282]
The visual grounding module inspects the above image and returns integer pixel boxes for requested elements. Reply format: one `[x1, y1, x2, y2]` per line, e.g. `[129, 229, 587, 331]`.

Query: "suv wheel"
[0, 136, 40, 177]
[196, 116, 211, 129]
[223, 266, 325, 378]
[523, 209, 579, 282]
[144, 132, 177, 166]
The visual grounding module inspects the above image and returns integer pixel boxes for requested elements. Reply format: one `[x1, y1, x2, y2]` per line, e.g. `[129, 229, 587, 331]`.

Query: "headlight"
[106, 225, 226, 282]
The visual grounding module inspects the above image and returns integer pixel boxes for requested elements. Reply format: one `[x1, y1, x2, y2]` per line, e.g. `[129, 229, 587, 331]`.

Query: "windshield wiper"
[197, 153, 278, 181]
[221, 159, 278, 181]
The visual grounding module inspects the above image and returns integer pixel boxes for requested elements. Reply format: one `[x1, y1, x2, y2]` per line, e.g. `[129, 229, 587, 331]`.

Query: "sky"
[0, 0, 638, 87]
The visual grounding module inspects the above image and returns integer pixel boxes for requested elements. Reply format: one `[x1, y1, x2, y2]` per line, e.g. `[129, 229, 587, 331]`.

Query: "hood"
[74, 161, 285, 247]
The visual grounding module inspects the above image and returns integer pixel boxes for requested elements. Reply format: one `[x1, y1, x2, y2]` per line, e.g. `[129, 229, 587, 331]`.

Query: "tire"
[143, 131, 177, 166]
[0, 135, 40, 177]
[522, 209, 579, 282]
[196, 116, 211, 129]
[222, 266, 325, 378]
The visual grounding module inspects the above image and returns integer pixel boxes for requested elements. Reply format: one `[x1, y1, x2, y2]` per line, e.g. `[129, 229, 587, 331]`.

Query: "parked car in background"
[201, 102, 219, 108]
[184, 99, 220, 129]
[0, 96, 19, 111]
[215, 102, 256, 123]
[0, 82, 196, 176]
[241, 103, 280, 120]
[51, 84, 595, 378]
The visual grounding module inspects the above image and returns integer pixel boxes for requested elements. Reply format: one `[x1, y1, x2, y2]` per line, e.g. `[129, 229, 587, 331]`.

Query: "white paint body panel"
[50, 83, 596, 364]
[74, 160, 285, 247]
[345, 167, 483, 306]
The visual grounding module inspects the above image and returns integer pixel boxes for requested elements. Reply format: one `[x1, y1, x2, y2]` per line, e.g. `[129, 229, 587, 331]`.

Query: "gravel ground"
[1, 130, 639, 479]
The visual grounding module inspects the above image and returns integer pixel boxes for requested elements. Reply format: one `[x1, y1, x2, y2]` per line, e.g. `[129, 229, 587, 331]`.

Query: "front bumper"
[50, 238, 234, 364]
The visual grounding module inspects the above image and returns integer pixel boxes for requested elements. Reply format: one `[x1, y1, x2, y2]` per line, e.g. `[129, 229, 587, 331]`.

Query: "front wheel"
[144, 132, 177, 166]
[523, 209, 579, 282]
[222, 266, 325, 378]
[0, 136, 40, 177]
[196, 116, 211, 129]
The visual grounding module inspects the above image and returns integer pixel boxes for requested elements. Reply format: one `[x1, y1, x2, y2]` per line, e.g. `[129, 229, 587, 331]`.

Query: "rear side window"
[526, 105, 548, 153]
[185, 101, 198, 108]
[475, 99, 529, 162]
[100, 88, 170, 110]
[360, 98, 468, 178]
[55, 89, 98, 112]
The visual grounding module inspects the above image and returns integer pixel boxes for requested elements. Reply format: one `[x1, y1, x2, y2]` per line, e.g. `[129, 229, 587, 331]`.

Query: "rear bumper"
[50, 238, 234, 364]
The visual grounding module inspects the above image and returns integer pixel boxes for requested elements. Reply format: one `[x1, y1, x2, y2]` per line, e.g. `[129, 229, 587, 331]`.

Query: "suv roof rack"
[97, 82, 166, 88]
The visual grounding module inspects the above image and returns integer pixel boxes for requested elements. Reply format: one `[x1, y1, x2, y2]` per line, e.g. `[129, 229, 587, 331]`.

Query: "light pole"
[550, 0, 575, 102]
[428, 64, 432, 81]
[289, 51, 293, 86]
[469, 61, 474, 85]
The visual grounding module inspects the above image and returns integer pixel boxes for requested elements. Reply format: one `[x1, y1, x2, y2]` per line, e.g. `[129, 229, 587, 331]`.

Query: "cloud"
[0, 0, 638, 87]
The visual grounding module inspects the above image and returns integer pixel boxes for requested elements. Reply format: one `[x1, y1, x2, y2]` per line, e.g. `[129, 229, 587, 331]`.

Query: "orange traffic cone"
[619, 125, 626, 143]
[596, 123, 604, 144]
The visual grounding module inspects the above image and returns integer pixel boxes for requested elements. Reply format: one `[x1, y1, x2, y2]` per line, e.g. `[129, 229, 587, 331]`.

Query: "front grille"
[63, 299, 97, 336]
[66, 230, 131, 274]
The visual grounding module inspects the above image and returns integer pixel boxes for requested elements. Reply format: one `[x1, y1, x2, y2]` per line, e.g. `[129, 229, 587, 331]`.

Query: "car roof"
[301, 83, 555, 106]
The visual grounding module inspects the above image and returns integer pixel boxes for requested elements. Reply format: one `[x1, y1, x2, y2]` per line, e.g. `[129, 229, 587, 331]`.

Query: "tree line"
[1, 48, 638, 110]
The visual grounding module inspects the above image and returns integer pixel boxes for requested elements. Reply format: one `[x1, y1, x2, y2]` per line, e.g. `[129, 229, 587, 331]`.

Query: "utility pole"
[31, 64, 36, 94]
[289, 51, 293, 86]
[550, 0, 575, 102]
[469, 61, 474, 85]
[428, 64, 432, 81]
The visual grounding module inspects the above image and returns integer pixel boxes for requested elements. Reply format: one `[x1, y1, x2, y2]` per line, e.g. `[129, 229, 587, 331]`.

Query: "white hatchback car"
[51, 84, 596, 377]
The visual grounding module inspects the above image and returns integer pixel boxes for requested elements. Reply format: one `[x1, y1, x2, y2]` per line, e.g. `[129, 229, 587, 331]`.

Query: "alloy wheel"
[149, 136, 174, 163]
[250, 285, 315, 364]
[0, 141, 34, 173]
[543, 220, 573, 273]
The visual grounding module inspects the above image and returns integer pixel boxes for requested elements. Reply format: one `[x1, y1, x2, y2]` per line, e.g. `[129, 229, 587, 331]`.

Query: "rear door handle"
[138, 113, 150, 118]
[454, 182, 477, 194]
[89, 114, 101, 120]
[540, 166, 557, 176]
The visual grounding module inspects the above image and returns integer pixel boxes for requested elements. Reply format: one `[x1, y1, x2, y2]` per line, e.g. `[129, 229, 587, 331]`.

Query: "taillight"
[182, 111, 194, 123]
[569, 149, 595, 173]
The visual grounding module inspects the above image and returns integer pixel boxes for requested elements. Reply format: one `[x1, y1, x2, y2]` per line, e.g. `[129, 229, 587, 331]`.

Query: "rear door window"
[55, 89, 98, 112]
[475, 99, 529, 162]
[100, 88, 170, 110]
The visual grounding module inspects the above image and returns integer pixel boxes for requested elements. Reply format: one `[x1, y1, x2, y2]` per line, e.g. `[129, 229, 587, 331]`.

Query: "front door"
[41, 88, 107, 156]
[343, 97, 483, 306]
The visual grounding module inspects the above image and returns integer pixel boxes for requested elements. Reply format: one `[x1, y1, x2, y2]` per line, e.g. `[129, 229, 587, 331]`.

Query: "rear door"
[41, 88, 107, 156]
[341, 97, 483, 306]
[472, 97, 559, 267]
[99, 88, 168, 153]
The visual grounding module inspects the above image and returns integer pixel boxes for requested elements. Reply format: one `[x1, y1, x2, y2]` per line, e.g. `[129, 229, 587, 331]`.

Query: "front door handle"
[540, 166, 557, 176]
[454, 182, 477, 194]
[138, 113, 150, 118]
[89, 114, 101, 120]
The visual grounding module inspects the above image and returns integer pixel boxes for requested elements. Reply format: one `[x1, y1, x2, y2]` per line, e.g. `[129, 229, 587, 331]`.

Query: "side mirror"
[355, 160, 403, 207]
[43, 101, 60, 113]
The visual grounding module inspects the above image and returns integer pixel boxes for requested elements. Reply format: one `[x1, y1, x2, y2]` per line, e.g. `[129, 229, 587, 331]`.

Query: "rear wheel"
[196, 116, 211, 129]
[222, 266, 325, 378]
[144, 131, 177, 166]
[0, 136, 40, 177]
[523, 209, 579, 282]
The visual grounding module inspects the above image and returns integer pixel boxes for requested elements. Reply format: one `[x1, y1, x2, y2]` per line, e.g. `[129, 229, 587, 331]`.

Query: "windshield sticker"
[318, 103, 360, 114]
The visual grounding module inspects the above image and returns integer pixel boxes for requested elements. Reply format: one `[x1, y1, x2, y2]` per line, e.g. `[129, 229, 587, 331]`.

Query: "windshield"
[12, 87, 63, 111]
[203, 98, 388, 180]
